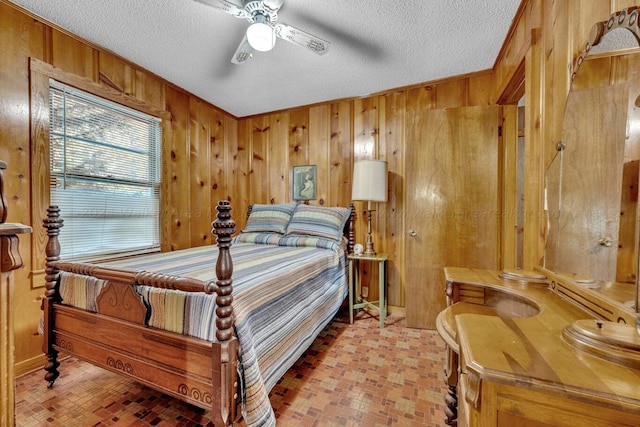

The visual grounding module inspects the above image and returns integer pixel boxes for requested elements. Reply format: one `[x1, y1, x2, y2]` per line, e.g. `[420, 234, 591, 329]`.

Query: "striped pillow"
[233, 232, 282, 245]
[242, 203, 296, 234]
[285, 205, 350, 241]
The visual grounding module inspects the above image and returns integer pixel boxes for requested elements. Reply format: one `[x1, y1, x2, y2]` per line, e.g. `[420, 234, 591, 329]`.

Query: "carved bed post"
[210, 200, 239, 427]
[212, 200, 235, 341]
[0, 161, 32, 426]
[42, 205, 63, 387]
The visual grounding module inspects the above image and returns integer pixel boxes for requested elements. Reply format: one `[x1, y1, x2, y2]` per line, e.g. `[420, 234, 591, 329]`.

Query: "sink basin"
[563, 319, 640, 369]
[481, 288, 541, 318]
[499, 269, 548, 285]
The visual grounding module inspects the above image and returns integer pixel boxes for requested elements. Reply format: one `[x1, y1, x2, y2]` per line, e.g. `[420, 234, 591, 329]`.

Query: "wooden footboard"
[42, 201, 240, 427]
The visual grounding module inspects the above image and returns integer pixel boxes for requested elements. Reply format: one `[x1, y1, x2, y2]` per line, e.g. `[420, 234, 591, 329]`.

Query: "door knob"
[408, 229, 417, 237]
[598, 237, 613, 247]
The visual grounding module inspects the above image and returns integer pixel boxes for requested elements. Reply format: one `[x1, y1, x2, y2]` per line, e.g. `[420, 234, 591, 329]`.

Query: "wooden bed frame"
[41, 200, 355, 427]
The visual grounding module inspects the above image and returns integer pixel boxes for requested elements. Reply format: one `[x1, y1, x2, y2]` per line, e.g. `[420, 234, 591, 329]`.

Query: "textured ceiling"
[9, 0, 521, 118]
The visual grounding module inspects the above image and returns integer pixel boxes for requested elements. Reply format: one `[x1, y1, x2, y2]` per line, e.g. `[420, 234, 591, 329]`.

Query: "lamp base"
[363, 208, 376, 255]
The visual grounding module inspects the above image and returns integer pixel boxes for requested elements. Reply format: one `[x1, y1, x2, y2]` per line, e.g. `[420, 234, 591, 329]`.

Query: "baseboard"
[15, 354, 46, 377]
[387, 305, 406, 316]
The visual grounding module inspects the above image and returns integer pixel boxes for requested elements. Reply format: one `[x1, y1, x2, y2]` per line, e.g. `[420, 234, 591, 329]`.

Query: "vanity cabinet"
[458, 378, 640, 427]
[438, 267, 640, 427]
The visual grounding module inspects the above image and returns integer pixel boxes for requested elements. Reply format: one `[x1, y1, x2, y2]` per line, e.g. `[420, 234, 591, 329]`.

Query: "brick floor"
[16, 308, 447, 426]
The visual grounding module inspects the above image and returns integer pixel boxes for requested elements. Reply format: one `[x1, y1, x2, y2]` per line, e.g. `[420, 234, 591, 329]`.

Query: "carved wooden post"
[212, 201, 235, 341]
[210, 200, 239, 427]
[0, 160, 32, 426]
[443, 280, 458, 426]
[443, 349, 459, 426]
[42, 205, 63, 387]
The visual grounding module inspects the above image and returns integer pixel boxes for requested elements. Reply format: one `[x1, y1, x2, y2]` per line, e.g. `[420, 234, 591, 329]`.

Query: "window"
[49, 80, 162, 259]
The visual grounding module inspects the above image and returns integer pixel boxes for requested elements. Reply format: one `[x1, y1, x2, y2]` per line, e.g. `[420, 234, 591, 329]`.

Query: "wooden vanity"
[437, 267, 640, 427]
[435, 9, 640, 427]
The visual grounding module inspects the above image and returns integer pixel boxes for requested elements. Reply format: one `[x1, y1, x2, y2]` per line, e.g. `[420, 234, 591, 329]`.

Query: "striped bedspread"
[58, 234, 348, 427]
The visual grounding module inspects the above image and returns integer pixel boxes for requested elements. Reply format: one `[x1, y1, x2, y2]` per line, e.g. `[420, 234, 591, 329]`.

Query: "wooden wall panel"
[493, 1, 533, 100]
[435, 79, 468, 109]
[0, 2, 47, 375]
[223, 115, 240, 225]
[614, 0, 640, 9]
[268, 113, 289, 204]
[406, 85, 435, 112]
[134, 69, 164, 111]
[468, 72, 496, 106]
[380, 91, 405, 309]
[165, 86, 191, 251]
[99, 52, 135, 96]
[522, 29, 544, 271]
[542, 0, 570, 171]
[288, 109, 309, 166]
[233, 118, 251, 230]
[88, 52, 165, 134]
[611, 0, 638, 8]
[501, 105, 519, 269]
[570, 0, 612, 58]
[250, 116, 269, 204]
[0, 8, 44, 234]
[308, 105, 330, 205]
[353, 97, 379, 160]
[209, 109, 226, 219]
[28, 68, 50, 290]
[613, 52, 640, 85]
[622, 57, 640, 163]
[352, 98, 379, 292]
[352, 96, 379, 277]
[189, 98, 213, 246]
[160, 112, 174, 253]
[51, 29, 97, 81]
[329, 101, 353, 208]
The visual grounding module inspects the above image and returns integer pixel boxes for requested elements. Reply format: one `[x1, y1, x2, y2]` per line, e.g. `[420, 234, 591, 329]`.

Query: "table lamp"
[351, 159, 388, 255]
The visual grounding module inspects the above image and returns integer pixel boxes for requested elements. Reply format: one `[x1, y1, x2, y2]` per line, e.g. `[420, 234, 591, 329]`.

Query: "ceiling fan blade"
[263, 0, 285, 12]
[274, 23, 330, 55]
[194, 0, 247, 18]
[231, 34, 253, 64]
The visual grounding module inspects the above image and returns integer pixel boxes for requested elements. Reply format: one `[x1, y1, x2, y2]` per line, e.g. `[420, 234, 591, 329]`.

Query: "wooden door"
[552, 85, 627, 282]
[405, 106, 502, 329]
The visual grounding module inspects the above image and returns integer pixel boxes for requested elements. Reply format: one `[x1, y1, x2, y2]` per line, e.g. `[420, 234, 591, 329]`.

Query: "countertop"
[439, 267, 640, 414]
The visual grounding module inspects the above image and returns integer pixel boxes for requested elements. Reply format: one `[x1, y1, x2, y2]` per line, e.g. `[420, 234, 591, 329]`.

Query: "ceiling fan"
[195, 0, 331, 64]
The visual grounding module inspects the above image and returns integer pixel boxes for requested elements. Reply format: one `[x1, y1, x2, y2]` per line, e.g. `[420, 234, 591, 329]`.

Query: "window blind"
[49, 80, 162, 260]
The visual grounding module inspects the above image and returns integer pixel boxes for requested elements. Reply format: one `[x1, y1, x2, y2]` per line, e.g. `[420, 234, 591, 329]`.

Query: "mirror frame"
[552, 7, 640, 319]
[571, 7, 640, 81]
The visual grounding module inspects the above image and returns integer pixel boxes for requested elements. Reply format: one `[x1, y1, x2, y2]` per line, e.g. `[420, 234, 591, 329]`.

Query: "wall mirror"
[544, 7, 640, 315]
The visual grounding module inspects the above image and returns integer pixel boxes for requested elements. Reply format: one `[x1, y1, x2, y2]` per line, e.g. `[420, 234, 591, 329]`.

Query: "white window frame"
[49, 80, 162, 261]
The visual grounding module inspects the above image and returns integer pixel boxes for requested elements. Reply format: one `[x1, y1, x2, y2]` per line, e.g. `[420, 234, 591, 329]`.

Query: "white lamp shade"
[352, 159, 388, 202]
[246, 22, 276, 52]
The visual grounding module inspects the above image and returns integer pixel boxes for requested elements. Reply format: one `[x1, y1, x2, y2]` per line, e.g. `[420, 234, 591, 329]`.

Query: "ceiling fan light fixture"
[246, 21, 275, 52]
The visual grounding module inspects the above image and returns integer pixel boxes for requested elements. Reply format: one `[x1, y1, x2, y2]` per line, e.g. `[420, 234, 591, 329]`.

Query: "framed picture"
[292, 165, 317, 201]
